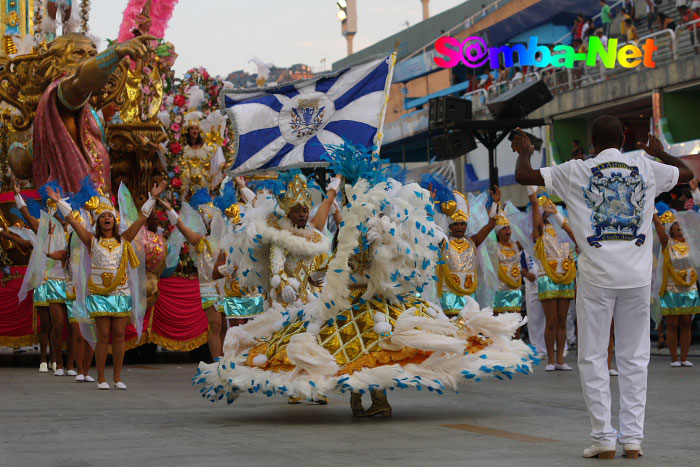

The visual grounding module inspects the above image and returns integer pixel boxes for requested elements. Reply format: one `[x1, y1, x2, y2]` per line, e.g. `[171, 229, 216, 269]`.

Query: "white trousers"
[576, 280, 650, 446]
[524, 278, 546, 355]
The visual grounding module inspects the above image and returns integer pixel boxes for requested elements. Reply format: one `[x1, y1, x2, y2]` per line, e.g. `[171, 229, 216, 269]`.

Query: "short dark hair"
[590, 115, 624, 149]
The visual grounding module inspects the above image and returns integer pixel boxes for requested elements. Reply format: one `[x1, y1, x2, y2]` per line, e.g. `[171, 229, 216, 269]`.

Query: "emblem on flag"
[220, 53, 396, 175]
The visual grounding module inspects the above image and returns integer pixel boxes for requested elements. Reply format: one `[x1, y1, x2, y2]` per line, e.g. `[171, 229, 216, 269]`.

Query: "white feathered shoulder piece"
[229, 191, 277, 294]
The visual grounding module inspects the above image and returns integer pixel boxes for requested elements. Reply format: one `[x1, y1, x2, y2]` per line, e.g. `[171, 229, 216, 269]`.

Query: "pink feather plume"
[117, 0, 180, 43]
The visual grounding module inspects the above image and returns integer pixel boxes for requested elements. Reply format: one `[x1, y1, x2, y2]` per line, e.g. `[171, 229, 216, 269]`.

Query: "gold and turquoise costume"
[194, 237, 220, 310]
[494, 241, 523, 313]
[535, 225, 575, 301]
[86, 237, 139, 318]
[437, 236, 477, 315]
[659, 238, 700, 316]
[218, 271, 265, 318]
[34, 228, 67, 307]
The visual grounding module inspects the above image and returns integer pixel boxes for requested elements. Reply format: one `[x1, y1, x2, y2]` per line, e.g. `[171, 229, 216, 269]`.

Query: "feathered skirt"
[193, 288, 536, 405]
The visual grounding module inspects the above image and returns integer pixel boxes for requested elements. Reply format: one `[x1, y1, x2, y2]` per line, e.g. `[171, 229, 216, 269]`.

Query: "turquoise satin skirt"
[202, 297, 219, 310]
[440, 291, 472, 316]
[661, 290, 700, 316]
[493, 289, 523, 313]
[65, 300, 78, 323]
[86, 294, 132, 318]
[218, 295, 265, 318]
[537, 275, 575, 301]
[33, 280, 67, 306]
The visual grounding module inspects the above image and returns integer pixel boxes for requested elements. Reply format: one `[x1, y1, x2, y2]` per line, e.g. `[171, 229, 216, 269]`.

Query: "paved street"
[1, 350, 698, 467]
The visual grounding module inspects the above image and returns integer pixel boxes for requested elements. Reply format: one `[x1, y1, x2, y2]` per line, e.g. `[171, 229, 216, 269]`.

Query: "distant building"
[225, 63, 315, 88]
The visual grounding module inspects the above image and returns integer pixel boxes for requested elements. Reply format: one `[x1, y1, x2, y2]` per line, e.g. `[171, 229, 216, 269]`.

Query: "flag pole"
[373, 40, 399, 157]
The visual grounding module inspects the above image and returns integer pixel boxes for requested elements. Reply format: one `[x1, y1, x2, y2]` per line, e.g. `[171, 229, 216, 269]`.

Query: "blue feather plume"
[420, 174, 454, 205]
[189, 188, 212, 209]
[213, 181, 238, 212]
[38, 180, 62, 207]
[322, 140, 389, 186]
[25, 199, 42, 219]
[9, 207, 26, 224]
[655, 201, 670, 216]
[69, 177, 99, 210]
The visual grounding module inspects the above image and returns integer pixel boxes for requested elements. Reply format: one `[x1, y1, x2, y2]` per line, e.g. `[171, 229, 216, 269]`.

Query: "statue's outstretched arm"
[60, 35, 156, 109]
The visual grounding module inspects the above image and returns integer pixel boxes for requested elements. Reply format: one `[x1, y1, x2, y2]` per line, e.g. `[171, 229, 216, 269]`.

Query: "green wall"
[552, 119, 587, 164]
[663, 91, 700, 143]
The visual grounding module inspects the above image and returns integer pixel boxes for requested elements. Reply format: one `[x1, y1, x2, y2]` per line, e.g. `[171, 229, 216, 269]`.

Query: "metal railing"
[674, 18, 700, 57]
[485, 71, 541, 100]
[401, 0, 507, 63]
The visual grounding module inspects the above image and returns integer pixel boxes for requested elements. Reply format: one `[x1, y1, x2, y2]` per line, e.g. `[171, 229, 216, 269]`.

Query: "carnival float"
[0, 0, 235, 354]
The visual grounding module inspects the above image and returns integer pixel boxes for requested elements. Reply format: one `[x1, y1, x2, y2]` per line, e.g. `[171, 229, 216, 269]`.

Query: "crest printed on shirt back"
[582, 162, 646, 247]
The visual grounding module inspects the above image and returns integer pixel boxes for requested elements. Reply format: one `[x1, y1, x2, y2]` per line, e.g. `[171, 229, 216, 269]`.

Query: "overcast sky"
[90, 0, 465, 78]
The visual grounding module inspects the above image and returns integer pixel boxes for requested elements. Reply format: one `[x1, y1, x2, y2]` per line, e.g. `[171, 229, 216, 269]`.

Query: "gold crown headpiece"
[658, 210, 676, 225]
[537, 194, 555, 208]
[85, 195, 120, 225]
[278, 174, 312, 214]
[441, 190, 469, 223]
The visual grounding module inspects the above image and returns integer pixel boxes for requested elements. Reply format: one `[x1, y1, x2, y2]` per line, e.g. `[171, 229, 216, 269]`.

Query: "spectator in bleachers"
[582, 18, 595, 39]
[657, 11, 678, 31]
[573, 13, 585, 41]
[646, 0, 657, 31]
[625, 18, 639, 43]
[600, 0, 613, 38]
[622, 0, 635, 19]
[512, 66, 523, 84]
[678, 5, 700, 53]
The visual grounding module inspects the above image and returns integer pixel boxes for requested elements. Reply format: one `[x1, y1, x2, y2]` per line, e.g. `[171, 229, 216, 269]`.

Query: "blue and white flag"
[221, 53, 396, 175]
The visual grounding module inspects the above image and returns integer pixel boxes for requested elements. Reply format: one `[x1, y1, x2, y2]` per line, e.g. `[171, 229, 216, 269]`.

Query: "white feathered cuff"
[240, 187, 256, 204]
[166, 209, 180, 226]
[56, 198, 72, 217]
[526, 185, 538, 196]
[14, 193, 26, 209]
[270, 275, 282, 289]
[141, 193, 155, 217]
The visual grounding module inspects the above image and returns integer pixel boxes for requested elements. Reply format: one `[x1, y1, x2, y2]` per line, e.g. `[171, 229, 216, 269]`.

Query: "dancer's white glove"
[14, 193, 26, 209]
[56, 198, 72, 218]
[141, 193, 156, 217]
[327, 176, 341, 194]
[166, 209, 180, 226]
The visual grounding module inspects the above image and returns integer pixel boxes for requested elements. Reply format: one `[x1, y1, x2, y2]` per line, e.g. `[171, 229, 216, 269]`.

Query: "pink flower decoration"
[174, 166, 180, 174]
[170, 123, 181, 132]
[172, 177, 182, 188]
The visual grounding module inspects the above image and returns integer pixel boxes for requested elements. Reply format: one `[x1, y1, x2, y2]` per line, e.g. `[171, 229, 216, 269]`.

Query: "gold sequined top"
[497, 242, 522, 291]
[540, 226, 572, 276]
[442, 235, 477, 292]
[666, 238, 697, 293]
[90, 237, 129, 296]
[180, 145, 217, 194]
[194, 238, 220, 298]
